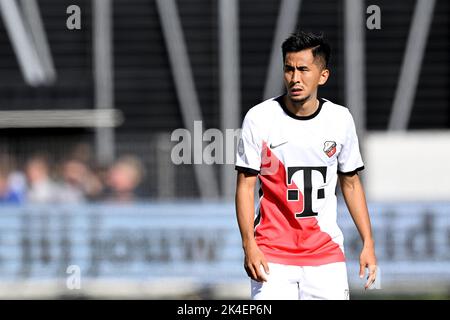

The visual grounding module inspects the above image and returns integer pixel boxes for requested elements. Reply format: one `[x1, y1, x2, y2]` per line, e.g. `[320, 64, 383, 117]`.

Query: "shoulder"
[242, 96, 282, 125]
[321, 98, 354, 122]
[321, 98, 351, 116]
[245, 96, 282, 118]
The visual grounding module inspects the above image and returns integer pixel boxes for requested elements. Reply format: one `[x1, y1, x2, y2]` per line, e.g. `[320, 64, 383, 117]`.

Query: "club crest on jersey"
[323, 141, 337, 158]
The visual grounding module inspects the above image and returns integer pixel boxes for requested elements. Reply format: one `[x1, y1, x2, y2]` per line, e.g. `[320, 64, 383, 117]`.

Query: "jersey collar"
[276, 95, 325, 120]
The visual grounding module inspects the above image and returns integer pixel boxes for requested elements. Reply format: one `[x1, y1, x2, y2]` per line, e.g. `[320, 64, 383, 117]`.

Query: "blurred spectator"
[0, 153, 24, 204]
[69, 142, 94, 165]
[105, 155, 145, 203]
[25, 154, 59, 203]
[8, 170, 27, 198]
[59, 158, 104, 202]
[0, 172, 21, 204]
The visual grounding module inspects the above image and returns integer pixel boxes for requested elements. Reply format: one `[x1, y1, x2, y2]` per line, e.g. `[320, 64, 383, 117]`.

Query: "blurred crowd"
[0, 144, 145, 205]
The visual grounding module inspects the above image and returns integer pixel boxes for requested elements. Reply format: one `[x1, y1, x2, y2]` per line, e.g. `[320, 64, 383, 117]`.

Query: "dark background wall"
[0, 0, 448, 198]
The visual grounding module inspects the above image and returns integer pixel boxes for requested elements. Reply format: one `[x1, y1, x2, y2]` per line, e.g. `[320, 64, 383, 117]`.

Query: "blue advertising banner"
[0, 202, 449, 295]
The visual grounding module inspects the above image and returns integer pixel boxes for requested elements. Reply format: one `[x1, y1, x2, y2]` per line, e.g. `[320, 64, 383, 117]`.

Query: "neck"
[284, 94, 319, 117]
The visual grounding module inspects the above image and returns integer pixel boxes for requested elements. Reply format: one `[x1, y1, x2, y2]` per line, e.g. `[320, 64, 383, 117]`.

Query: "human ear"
[318, 68, 329, 85]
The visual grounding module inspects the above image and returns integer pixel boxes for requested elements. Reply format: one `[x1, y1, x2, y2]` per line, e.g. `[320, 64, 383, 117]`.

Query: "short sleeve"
[235, 113, 262, 175]
[337, 111, 364, 175]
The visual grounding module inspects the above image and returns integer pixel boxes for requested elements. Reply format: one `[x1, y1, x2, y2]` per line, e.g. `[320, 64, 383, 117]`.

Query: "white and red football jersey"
[236, 96, 364, 266]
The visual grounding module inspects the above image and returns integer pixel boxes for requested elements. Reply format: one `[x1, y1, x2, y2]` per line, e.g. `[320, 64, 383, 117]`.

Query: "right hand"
[243, 243, 270, 282]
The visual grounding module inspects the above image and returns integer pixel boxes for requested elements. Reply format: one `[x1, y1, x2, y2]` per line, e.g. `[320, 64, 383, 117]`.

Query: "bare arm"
[339, 172, 377, 289]
[235, 171, 269, 282]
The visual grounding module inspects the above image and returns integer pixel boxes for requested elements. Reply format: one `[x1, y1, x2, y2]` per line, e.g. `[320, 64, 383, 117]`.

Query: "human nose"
[291, 69, 301, 84]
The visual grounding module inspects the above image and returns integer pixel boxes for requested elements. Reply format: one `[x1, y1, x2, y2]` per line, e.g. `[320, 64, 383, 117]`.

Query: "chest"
[264, 116, 346, 166]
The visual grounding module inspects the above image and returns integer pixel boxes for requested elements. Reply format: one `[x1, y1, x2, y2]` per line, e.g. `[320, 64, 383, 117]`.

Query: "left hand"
[359, 243, 377, 289]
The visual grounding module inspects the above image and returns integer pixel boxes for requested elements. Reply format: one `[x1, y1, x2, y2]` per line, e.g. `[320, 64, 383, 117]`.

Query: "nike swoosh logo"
[269, 141, 288, 149]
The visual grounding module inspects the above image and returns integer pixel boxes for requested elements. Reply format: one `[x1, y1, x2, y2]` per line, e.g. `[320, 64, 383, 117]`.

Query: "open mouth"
[290, 88, 303, 95]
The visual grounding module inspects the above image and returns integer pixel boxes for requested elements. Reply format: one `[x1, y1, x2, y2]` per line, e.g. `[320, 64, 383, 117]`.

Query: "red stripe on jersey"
[256, 142, 345, 266]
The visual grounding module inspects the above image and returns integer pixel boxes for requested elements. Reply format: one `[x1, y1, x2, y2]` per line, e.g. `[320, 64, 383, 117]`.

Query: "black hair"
[282, 30, 331, 69]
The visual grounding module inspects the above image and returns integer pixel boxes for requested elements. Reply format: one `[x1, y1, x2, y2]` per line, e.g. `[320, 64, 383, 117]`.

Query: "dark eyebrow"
[284, 64, 309, 70]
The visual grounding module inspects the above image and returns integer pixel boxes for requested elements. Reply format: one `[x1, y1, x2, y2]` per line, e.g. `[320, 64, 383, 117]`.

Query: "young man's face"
[283, 49, 329, 104]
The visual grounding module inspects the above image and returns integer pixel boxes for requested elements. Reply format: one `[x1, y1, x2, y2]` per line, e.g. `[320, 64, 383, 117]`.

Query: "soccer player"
[235, 30, 377, 300]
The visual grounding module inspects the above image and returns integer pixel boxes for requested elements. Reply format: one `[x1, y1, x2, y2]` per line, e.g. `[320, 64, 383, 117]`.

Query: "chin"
[289, 94, 309, 104]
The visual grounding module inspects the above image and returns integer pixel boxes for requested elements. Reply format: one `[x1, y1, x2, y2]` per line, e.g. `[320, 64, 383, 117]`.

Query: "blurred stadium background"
[0, 0, 448, 299]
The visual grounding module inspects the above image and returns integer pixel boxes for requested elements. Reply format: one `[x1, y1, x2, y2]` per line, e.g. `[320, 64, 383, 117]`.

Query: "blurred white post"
[0, 0, 46, 86]
[263, 0, 301, 100]
[93, 0, 115, 165]
[20, 0, 56, 84]
[156, 133, 175, 199]
[219, 0, 240, 199]
[344, 0, 366, 137]
[0, 109, 123, 128]
[156, 0, 219, 199]
[388, 0, 435, 131]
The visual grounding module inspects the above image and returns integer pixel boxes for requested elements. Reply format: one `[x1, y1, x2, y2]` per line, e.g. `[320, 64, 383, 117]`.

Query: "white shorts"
[251, 262, 349, 300]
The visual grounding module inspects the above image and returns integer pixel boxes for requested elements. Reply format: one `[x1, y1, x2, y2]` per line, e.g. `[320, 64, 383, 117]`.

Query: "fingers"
[244, 264, 256, 281]
[245, 262, 268, 282]
[364, 265, 377, 289]
[359, 264, 365, 279]
[262, 260, 270, 276]
[255, 263, 268, 282]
